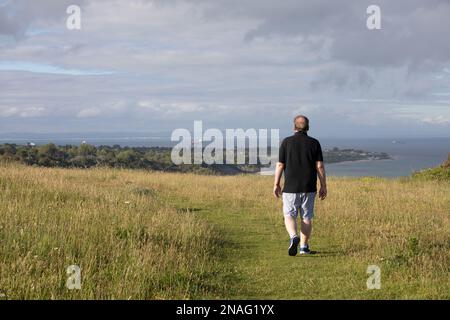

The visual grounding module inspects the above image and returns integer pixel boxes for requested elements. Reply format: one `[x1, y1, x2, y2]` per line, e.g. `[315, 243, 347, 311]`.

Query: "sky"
[1, 0, 450, 138]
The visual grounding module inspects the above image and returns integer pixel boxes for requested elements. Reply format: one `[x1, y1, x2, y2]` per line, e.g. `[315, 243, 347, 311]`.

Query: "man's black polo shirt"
[278, 131, 323, 193]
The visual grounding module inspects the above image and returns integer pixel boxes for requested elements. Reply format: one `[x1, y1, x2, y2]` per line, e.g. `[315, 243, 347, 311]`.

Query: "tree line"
[0, 143, 259, 174]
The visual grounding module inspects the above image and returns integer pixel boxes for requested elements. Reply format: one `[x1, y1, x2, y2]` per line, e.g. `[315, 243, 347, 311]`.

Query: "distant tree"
[26, 147, 38, 165]
[37, 143, 66, 167]
[0, 144, 17, 161]
[67, 146, 79, 159]
[69, 155, 97, 168]
[117, 150, 140, 167]
[96, 148, 116, 167]
[16, 146, 29, 163]
[79, 144, 96, 157]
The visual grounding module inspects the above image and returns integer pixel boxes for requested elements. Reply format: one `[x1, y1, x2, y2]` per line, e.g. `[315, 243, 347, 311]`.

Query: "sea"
[0, 135, 448, 178]
[321, 138, 449, 177]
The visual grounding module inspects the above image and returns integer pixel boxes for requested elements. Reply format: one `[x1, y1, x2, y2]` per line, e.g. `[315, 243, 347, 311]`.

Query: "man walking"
[273, 115, 327, 256]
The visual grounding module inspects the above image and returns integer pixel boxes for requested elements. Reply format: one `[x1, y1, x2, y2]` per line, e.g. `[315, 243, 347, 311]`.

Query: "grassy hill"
[413, 154, 450, 181]
[0, 164, 448, 299]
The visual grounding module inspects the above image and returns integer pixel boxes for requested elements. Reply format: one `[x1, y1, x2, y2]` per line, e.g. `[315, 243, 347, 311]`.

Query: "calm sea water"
[321, 138, 449, 177]
[0, 135, 448, 177]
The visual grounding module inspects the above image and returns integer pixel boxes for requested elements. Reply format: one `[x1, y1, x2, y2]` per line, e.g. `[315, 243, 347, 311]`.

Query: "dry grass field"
[0, 163, 448, 299]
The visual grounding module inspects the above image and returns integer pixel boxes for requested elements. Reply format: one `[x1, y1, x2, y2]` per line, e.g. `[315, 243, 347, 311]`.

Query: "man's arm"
[273, 162, 285, 198]
[317, 161, 327, 200]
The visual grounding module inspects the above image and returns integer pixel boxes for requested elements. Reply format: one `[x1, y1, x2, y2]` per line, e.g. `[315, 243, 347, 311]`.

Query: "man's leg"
[300, 219, 312, 247]
[284, 215, 298, 238]
[282, 193, 299, 238]
[299, 192, 316, 250]
[285, 215, 300, 256]
[282, 193, 301, 256]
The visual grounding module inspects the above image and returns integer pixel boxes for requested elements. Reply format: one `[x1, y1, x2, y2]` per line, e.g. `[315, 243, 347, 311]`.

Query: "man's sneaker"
[299, 245, 311, 255]
[288, 236, 300, 256]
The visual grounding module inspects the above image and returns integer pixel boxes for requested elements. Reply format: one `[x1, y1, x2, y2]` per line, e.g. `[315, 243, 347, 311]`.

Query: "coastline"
[326, 156, 395, 166]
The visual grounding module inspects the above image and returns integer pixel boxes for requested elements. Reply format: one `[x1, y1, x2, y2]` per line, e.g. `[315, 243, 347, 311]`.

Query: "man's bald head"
[294, 115, 310, 132]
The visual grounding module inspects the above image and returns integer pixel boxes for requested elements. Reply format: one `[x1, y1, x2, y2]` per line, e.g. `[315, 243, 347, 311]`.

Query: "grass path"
[201, 205, 345, 299]
[171, 194, 376, 299]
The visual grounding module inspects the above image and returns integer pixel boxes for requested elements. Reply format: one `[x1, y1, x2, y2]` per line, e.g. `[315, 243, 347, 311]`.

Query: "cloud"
[77, 107, 102, 118]
[0, 0, 449, 137]
[138, 101, 204, 113]
[138, 100, 237, 118]
[0, 106, 19, 117]
[216, 0, 450, 68]
[291, 105, 320, 116]
[422, 115, 450, 125]
[0, 105, 46, 118]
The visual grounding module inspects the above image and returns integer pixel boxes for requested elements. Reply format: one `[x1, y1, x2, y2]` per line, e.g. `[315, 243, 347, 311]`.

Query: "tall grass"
[0, 164, 229, 299]
[0, 164, 448, 299]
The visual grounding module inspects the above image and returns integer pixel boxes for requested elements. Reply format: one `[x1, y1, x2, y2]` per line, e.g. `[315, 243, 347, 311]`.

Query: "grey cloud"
[0, 5, 23, 36]
[309, 67, 375, 92]
[3, 0, 450, 68]
[191, 0, 450, 68]
[0, 0, 449, 137]
[310, 72, 349, 92]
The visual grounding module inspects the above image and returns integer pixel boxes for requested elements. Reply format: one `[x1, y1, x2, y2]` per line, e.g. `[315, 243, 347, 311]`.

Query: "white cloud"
[20, 107, 46, 117]
[138, 101, 235, 116]
[77, 107, 102, 118]
[0, 106, 46, 117]
[291, 105, 320, 116]
[422, 115, 450, 125]
[0, 106, 19, 117]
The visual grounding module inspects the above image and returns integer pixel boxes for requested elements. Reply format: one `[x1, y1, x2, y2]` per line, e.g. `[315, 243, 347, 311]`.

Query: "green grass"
[412, 154, 450, 182]
[412, 166, 450, 181]
[0, 164, 449, 299]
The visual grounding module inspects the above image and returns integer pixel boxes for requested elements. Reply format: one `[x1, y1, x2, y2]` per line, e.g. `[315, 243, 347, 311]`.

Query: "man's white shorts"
[282, 192, 316, 220]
